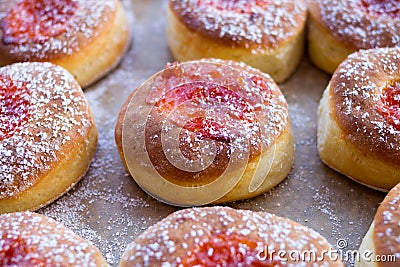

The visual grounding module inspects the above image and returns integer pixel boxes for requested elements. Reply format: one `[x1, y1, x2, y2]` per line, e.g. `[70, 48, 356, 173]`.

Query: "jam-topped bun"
[0, 0, 131, 88]
[317, 47, 400, 191]
[0, 211, 108, 266]
[167, 0, 307, 83]
[120, 206, 344, 266]
[308, 0, 400, 74]
[357, 183, 400, 267]
[115, 59, 294, 206]
[0, 62, 97, 213]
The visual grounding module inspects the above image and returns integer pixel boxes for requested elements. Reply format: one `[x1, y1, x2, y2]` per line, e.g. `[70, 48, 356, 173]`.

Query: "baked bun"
[308, 0, 400, 74]
[115, 59, 294, 206]
[0, 0, 131, 88]
[0, 62, 97, 213]
[0, 211, 107, 266]
[317, 47, 400, 191]
[167, 0, 307, 83]
[120, 206, 344, 266]
[356, 183, 400, 267]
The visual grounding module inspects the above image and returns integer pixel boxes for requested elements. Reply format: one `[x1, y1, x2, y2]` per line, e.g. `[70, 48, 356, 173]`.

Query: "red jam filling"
[250, 75, 272, 102]
[377, 80, 400, 130]
[155, 81, 257, 142]
[0, 236, 51, 266]
[197, 0, 268, 14]
[361, 0, 400, 19]
[0, 75, 32, 141]
[1, 0, 78, 45]
[180, 233, 281, 266]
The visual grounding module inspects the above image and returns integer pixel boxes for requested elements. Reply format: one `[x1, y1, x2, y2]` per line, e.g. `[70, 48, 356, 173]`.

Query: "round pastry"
[356, 183, 400, 267]
[0, 211, 108, 266]
[115, 58, 294, 206]
[0, 0, 131, 88]
[120, 206, 344, 266]
[166, 0, 307, 83]
[308, 0, 400, 74]
[317, 47, 400, 191]
[0, 62, 98, 213]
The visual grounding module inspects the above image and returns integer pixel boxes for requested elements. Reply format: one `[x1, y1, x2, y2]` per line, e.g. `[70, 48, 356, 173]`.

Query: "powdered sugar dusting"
[331, 47, 400, 164]
[374, 183, 400, 261]
[0, 0, 116, 60]
[39, 80, 152, 266]
[121, 207, 338, 266]
[0, 62, 92, 199]
[145, 59, 289, 154]
[0, 211, 105, 266]
[170, 0, 306, 50]
[316, 0, 400, 49]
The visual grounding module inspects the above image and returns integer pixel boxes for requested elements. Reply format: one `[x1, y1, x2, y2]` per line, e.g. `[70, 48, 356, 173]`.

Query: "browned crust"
[374, 183, 400, 267]
[308, 0, 400, 50]
[0, 212, 108, 266]
[115, 59, 289, 186]
[0, 62, 97, 201]
[115, 88, 135, 170]
[120, 207, 344, 266]
[330, 47, 400, 167]
[0, 0, 116, 61]
[169, 0, 306, 50]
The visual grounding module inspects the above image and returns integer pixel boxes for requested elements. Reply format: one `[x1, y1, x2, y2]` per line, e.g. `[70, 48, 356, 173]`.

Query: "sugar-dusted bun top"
[169, 0, 306, 50]
[0, 62, 94, 200]
[330, 47, 400, 167]
[0, 211, 106, 266]
[120, 206, 344, 267]
[116, 58, 290, 205]
[0, 0, 117, 61]
[309, 0, 400, 49]
[374, 183, 400, 267]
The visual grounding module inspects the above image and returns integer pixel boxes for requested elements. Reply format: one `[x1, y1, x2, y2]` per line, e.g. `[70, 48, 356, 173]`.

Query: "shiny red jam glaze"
[155, 81, 258, 142]
[1, 0, 78, 45]
[0, 236, 51, 266]
[378, 80, 400, 130]
[180, 233, 281, 267]
[197, 0, 268, 14]
[361, 0, 400, 19]
[0, 75, 32, 141]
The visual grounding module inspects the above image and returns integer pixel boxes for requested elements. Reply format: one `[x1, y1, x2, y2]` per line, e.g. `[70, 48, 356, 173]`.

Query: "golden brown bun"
[356, 183, 400, 267]
[167, 0, 307, 83]
[115, 59, 294, 206]
[120, 206, 344, 266]
[307, 0, 400, 74]
[0, 211, 108, 266]
[0, 62, 98, 213]
[0, 0, 131, 88]
[317, 47, 400, 191]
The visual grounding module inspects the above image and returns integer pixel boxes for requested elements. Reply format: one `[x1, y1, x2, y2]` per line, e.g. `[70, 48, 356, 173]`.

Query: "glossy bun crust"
[0, 211, 107, 266]
[120, 207, 344, 266]
[115, 59, 294, 206]
[308, 0, 400, 73]
[317, 47, 400, 191]
[0, 0, 131, 87]
[0, 62, 97, 213]
[357, 183, 400, 267]
[167, 0, 307, 82]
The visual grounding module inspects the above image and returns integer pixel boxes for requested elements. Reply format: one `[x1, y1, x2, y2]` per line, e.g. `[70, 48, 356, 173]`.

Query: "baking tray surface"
[37, 1, 385, 266]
